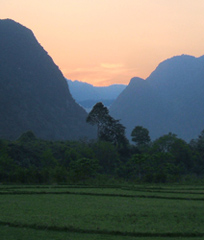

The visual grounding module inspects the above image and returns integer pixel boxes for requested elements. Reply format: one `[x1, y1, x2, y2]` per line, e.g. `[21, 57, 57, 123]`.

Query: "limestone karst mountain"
[0, 19, 96, 140]
[67, 79, 126, 112]
[110, 55, 204, 141]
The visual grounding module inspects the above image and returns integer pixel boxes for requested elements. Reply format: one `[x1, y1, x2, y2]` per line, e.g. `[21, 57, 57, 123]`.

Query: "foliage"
[17, 131, 37, 143]
[127, 152, 179, 183]
[151, 132, 178, 153]
[92, 141, 120, 175]
[0, 148, 17, 182]
[87, 102, 128, 147]
[131, 126, 151, 147]
[86, 102, 109, 139]
[69, 157, 99, 181]
[0, 127, 204, 184]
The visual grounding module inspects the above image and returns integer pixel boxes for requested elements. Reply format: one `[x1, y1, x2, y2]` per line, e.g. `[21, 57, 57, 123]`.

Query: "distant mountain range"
[67, 79, 126, 111]
[110, 55, 204, 142]
[1, 20, 203, 142]
[0, 19, 96, 140]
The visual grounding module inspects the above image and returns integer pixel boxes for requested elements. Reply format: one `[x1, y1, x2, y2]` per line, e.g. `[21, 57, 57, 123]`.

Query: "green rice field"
[0, 184, 204, 240]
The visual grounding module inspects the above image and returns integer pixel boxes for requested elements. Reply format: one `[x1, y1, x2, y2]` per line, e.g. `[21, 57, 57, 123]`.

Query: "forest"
[0, 103, 204, 185]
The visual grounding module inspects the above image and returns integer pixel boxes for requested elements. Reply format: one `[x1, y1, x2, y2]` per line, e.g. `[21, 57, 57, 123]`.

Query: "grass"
[0, 184, 204, 239]
[2, 225, 204, 240]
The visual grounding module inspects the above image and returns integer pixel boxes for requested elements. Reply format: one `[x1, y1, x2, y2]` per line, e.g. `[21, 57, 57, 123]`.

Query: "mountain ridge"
[0, 19, 95, 140]
[110, 54, 204, 141]
[67, 79, 126, 111]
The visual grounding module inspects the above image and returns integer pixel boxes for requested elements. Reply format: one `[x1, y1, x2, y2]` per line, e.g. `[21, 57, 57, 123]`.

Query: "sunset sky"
[1, 0, 204, 86]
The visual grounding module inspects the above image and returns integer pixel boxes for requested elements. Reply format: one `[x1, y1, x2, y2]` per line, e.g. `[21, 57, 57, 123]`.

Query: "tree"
[151, 133, 194, 175]
[92, 141, 120, 174]
[151, 132, 178, 153]
[17, 131, 37, 143]
[87, 102, 128, 146]
[189, 129, 204, 175]
[131, 126, 151, 147]
[86, 102, 109, 139]
[41, 149, 58, 168]
[0, 148, 17, 182]
[127, 152, 179, 183]
[195, 129, 204, 156]
[129, 153, 148, 180]
[100, 115, 128, 146]
[70, 157, 99, 182]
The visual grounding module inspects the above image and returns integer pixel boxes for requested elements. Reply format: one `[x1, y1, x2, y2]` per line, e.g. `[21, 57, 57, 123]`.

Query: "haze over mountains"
[0, 19, 95, 140]
[110, 55, 204, 141]
[1, 19, 203, 142]
[67, 79, 126, 112]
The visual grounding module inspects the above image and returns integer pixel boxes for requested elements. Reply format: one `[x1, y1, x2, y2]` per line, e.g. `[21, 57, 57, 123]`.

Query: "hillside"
[110, 55, 204, 141]
[67, 79, 126, 111]
[0, 19, 96, 140]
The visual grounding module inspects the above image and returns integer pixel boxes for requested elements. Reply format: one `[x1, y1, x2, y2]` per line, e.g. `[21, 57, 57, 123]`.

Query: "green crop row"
[0, 185, 204, 200]
[0, 185, 204, 239]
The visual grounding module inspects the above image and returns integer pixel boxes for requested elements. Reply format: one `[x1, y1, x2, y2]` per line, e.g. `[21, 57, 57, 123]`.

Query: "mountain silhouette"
[110, 55, 204, 141]
[67, 79, 126, 111]
[0, 19, 96, 140]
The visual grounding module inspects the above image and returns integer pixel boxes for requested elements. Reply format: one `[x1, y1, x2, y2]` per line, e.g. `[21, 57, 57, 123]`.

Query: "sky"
[1, 0, 204, 86]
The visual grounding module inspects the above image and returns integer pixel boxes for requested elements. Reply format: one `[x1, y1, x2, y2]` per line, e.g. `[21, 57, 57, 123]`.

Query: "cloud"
[63, 63, 138, 86]
[100, 63, 124, 69]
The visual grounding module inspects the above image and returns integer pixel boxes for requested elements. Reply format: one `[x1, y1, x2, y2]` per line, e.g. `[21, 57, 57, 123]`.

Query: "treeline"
[0, 128, 204, 184]
[0, 102, 204, 184]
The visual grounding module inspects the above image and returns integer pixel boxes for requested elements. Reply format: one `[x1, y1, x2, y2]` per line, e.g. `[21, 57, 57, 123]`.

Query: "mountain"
[110, 55, 204, 141]
[67, 79, 126, 111]
[0, 19, 96, 140]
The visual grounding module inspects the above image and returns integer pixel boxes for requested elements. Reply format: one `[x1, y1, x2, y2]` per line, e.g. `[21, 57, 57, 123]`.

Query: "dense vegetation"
[0, 121, 204, 184]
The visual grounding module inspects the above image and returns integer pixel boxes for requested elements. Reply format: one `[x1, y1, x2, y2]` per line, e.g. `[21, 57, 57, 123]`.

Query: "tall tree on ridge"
[131, 126, 151, 147]
[86, 102, 128, 147]
[86, 102, 109, 139]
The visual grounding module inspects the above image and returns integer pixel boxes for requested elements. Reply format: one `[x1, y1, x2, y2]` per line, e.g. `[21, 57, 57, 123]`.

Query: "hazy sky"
[1, 0, 204, 86]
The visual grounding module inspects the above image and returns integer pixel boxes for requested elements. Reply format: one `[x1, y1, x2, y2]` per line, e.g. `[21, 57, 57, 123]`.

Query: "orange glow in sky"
[1, 0, 204, 86]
